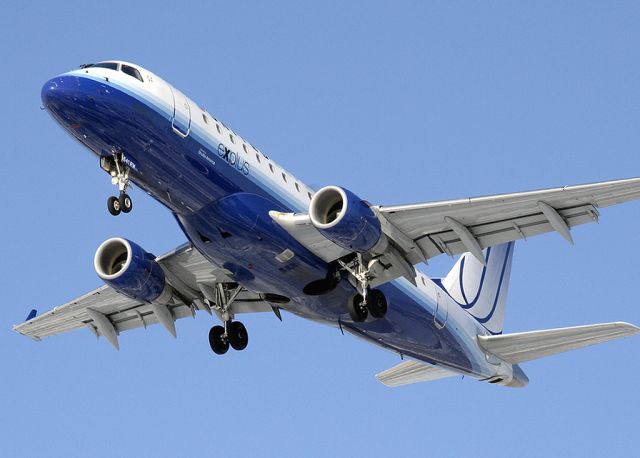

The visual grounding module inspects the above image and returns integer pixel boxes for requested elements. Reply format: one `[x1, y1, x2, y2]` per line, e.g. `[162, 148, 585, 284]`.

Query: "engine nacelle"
[94, 237, 169, 302]
[309, 186, 382, 252]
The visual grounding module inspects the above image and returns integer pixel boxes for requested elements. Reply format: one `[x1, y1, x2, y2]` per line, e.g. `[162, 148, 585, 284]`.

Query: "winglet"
[25, 309, 37, 321]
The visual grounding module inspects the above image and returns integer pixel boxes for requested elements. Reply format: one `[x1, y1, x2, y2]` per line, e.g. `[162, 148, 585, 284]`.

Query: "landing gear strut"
[340, 253, 388, 322]
[205, 283, 250, 355]
[101, 150, 133, 216]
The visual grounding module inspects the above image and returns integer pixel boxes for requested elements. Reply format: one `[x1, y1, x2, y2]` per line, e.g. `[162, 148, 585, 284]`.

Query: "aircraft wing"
[376, 177, 640, 261]
[273, 177, 640, 270]
[13, 244, 274, 348]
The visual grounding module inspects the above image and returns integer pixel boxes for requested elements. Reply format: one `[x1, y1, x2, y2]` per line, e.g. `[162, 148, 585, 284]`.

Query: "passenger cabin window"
[269, 164, 274, 173]
[202, 114, 209, 124]
[255, 153, 261, 163]
[282, 173, 287, 183]
[121, 64, 144, 82]
[243, 144, 248, 154]
[229, 134, 235, 144]
[295, 182, 300, 192]
[216, 124, 221, 134]
[307, 192, 312, 200]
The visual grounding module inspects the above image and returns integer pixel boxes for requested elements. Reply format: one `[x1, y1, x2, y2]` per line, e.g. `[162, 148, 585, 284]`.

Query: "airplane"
[14, 60, 640, 388]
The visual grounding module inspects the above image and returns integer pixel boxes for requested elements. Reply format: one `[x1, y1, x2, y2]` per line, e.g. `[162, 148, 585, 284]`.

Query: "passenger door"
[170, 86, 191, 137]
[434, 289, 448, 330]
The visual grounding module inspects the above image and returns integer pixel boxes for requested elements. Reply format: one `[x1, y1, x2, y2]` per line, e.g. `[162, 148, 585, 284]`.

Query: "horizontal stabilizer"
[478, 322, 640, 364]
[376, 360, 457, 387]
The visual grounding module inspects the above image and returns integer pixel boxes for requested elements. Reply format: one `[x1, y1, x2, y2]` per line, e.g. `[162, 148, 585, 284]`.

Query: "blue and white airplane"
[15, 61, 640, 388]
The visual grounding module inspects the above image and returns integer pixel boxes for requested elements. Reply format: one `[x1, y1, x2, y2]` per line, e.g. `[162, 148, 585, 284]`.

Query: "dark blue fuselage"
[41, 70, 479, 375]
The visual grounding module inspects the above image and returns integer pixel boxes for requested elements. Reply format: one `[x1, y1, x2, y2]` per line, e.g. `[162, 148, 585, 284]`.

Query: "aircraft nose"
[41, 76, 78, 108]
[41, 75, 84, 124]
[41, 78, 60, 107]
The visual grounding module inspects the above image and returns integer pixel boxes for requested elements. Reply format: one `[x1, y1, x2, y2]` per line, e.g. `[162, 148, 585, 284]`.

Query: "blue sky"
[1, 1, 639, 456]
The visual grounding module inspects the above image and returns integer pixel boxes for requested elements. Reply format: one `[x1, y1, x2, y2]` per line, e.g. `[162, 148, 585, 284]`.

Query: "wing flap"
[477, 322, 640, 364]
[375, 360, 457, 387]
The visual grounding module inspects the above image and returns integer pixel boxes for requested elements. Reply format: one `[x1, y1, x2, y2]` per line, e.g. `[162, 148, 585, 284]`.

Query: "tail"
[440, 242, 515, 334]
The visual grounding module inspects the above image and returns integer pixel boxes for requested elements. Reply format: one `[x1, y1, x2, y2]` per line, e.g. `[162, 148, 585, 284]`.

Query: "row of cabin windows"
[200, 108, 313, 201]
[84, 68, 309, 201]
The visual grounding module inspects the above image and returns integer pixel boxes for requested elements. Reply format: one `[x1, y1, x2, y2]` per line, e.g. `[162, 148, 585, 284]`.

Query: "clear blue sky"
[1, 1, 639, 457]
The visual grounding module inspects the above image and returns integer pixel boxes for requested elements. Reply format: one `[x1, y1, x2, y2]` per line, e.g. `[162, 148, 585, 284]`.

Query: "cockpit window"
[121, 64, 144, 82]
[84, 62, 119, 70]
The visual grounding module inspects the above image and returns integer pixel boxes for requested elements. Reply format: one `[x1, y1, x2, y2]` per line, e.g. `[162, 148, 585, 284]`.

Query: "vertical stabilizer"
[441, 242, 515, 334]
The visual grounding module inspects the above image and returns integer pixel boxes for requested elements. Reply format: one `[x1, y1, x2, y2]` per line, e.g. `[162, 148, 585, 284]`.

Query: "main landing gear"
[204, 283, 250, 355]
[101, 150, 133, 216]
[209, 320, 249, 355]
[340, 253, 388, 323]
[347, 288, 387, 323]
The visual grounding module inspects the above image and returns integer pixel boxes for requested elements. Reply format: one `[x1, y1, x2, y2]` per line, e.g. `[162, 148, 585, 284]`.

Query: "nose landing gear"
[107, 193, 133, 216]
[101, 150, 133, 216]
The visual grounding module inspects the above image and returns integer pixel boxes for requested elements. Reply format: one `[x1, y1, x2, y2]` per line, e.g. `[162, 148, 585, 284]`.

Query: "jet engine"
[309, 186, 383, 252]
[94, 237, 171, 302]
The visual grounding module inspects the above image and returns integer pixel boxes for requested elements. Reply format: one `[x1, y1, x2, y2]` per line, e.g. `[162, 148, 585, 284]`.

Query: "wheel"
[347, 293, 368, 322]
[208, 325, 229, 355]
[227, 321, 249, 351]
[367, 289, 388, 319]
[119, 193, 133, 213]
[107, 196, 121, 216]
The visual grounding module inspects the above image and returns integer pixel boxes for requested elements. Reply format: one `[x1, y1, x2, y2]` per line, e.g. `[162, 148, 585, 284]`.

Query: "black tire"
[107, 196, 121, 216]
[367, 289, 388, 319]
[208, 325, 229, 355]
[227, 321, 249, 351]
[119, 193, 133, 213]
[347, 294, 368, 322]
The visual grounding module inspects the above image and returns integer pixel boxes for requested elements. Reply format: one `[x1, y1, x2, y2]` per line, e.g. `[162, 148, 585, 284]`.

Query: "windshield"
[80, 62, 119, 70]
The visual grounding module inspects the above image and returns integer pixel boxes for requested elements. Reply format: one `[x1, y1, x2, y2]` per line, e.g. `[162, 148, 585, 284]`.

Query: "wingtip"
[614, 322, 640, 333]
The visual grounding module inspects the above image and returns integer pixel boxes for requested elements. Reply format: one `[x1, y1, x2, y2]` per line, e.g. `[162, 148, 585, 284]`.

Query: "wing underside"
[13, 244, 273, 345]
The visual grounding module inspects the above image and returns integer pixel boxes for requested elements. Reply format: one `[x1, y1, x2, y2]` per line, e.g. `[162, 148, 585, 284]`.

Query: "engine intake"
[94, 237, 169, 302]
[309, 186, 382, 252]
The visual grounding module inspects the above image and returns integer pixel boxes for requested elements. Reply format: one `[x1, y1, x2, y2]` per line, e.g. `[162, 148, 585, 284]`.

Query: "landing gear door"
[170, 86, 191, 137]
